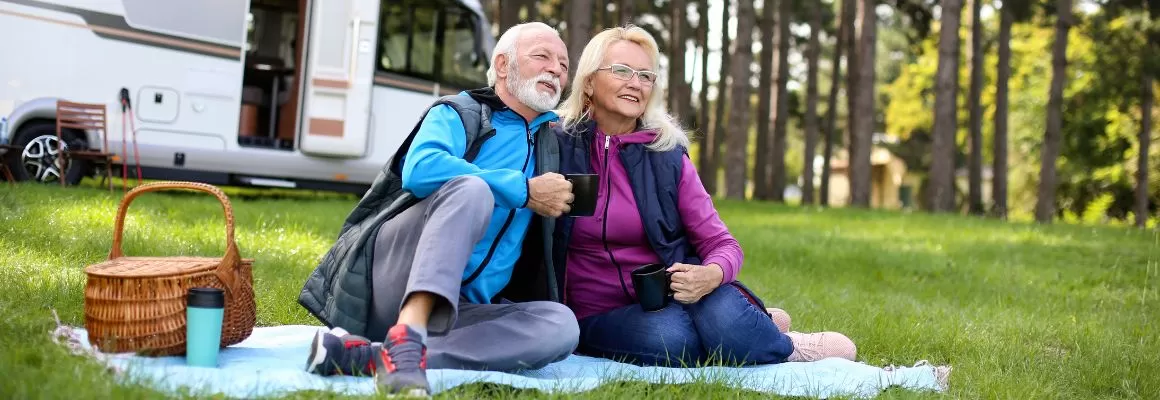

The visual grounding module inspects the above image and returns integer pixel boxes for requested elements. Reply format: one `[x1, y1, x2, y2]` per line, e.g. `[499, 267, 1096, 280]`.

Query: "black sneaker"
[373, 324, 429, 396]
[304, 328, 377, 376]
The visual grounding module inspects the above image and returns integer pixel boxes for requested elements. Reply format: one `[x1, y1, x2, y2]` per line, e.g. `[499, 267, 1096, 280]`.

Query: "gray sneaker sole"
[374, 385, 429, 398]
[304, 330, 328, 373]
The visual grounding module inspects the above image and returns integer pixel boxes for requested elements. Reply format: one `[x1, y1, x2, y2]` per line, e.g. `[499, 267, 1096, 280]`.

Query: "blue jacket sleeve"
[400, 105, 529, 209]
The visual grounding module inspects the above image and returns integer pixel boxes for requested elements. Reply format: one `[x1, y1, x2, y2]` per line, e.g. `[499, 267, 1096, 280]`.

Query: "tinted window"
[377, 2, 488, 89]
[440, 8, 488, 88]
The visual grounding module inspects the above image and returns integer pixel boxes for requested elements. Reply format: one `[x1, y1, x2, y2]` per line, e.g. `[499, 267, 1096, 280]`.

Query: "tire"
[7, 120, 93, 185]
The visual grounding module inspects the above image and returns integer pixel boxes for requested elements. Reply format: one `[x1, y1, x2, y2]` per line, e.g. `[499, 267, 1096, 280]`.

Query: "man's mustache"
[531, 74, 561, 94]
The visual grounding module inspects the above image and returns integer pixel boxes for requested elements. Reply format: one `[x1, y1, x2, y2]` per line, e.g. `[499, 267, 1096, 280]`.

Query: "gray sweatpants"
[366, 176, 579, 371]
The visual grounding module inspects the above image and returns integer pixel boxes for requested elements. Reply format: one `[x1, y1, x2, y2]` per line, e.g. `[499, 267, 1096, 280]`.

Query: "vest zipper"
[462, 121, 535, 287]
[599, 134, 634, 301]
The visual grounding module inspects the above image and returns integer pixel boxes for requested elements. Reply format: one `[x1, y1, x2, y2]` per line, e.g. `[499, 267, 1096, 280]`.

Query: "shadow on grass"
[69, 177, 363, 202]
[435, 380, 788, 400]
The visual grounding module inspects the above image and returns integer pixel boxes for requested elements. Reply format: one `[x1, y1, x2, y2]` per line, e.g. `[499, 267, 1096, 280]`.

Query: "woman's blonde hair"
[555, 25, 690, 152]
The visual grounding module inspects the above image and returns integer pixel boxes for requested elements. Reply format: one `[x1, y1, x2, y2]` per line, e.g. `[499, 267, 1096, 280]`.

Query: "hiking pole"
[119, 89, 129, 191]
[123, 90, 142, 186]
[119, 88, 142, 188]
[131, 110, 141, 186]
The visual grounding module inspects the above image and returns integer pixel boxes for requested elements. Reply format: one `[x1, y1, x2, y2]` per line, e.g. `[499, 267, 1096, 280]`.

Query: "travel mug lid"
[187, 287, 225, 308]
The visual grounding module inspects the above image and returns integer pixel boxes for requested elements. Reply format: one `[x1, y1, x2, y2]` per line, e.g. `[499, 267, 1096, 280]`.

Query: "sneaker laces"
[786, 331, 857, 362]
[381, 327, 426, 372]
[339, 340, 375, 375]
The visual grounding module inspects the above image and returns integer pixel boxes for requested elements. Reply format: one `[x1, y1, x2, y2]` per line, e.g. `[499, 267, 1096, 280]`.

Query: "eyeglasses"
[597, 64, 658, 86]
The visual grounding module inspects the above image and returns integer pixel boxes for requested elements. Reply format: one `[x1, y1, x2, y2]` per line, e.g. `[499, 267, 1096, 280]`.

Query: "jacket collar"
[467, 87, 559, 129]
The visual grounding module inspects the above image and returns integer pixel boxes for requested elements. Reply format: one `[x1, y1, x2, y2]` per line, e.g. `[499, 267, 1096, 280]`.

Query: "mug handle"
[665, 271, 676, 298]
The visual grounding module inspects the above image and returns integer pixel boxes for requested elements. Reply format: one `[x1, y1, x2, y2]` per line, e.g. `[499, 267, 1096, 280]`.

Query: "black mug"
[631, 263, 673, 312]
[565, 173, 599, 217]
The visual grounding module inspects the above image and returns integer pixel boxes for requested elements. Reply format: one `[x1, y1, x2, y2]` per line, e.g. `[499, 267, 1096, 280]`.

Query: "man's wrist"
[520, 178, 531, 208]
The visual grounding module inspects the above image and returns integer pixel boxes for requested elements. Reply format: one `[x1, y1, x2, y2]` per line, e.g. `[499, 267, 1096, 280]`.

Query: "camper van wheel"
[8, 121, 93, 185]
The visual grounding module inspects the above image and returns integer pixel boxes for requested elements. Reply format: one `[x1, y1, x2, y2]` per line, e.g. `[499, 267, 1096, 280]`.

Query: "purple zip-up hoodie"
[564, 128, 744, 320]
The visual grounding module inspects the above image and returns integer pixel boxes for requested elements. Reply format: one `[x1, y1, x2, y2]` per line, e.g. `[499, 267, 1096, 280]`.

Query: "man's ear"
[495, 53, 510, 80]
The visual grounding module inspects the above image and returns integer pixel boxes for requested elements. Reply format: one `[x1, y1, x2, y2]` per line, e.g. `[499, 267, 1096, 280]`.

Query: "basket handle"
[109, 181, 242, 294]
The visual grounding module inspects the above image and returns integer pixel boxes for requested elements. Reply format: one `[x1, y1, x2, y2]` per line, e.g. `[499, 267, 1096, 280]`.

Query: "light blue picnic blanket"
[53, 324, 949, 398]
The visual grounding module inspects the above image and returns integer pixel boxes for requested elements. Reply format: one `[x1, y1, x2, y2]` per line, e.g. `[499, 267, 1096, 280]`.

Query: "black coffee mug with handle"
[564, 173, 599, 217]
[631, 263, 673, 312]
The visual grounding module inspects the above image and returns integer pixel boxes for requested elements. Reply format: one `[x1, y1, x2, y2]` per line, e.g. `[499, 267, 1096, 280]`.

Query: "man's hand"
[526, 173, 574, 217]
[668, 263, 723, 304]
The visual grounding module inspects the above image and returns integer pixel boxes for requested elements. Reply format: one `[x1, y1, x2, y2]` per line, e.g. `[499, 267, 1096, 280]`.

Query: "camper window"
[377, 1, 487, 89]
[440, 7, 487, 88]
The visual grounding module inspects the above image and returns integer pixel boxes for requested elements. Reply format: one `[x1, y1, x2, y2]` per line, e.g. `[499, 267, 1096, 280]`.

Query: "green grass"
[1, 182, 1157, 399]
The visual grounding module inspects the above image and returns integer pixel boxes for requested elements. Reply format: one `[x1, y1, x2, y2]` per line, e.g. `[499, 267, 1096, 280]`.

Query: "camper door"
[298, 0, 380, 157]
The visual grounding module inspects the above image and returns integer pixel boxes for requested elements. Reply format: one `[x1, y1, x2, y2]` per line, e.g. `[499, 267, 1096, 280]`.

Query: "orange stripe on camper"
[308, 118, 344, 137]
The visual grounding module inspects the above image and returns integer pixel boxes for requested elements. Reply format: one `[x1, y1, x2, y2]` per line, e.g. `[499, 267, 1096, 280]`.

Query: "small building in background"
[812, 146, 913, 210]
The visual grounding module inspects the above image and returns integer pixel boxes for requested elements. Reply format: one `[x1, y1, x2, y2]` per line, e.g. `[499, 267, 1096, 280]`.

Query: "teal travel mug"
[186, 287, 225, 367]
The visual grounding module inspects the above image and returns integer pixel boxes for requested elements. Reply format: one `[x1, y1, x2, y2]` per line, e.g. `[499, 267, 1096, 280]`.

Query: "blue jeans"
[576, 282, 794, 367]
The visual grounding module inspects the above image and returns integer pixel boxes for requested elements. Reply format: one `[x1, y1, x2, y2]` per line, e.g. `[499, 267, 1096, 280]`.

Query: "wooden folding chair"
[56, 100, 115, 190]
[0, 144, 17, 184]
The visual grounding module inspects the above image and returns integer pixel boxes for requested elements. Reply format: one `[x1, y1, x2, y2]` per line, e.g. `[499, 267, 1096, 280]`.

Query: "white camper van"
[0, 0, 496, 193]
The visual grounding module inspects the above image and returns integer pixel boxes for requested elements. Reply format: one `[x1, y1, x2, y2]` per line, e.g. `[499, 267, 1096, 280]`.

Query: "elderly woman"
[552, 26, 857, 367]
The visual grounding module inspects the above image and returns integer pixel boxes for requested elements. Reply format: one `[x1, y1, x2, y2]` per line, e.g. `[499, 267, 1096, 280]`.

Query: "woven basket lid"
[85, 257, 223, 278]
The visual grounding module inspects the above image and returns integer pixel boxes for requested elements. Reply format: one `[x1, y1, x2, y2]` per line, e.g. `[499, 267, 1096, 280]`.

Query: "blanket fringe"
[885, 359, 952, 392]
[47, 309, 125, 375]
[934, 364, 953, 391]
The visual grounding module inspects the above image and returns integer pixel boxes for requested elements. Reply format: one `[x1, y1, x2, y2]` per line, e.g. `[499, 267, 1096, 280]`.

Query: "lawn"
[1, 182, 1157, 399]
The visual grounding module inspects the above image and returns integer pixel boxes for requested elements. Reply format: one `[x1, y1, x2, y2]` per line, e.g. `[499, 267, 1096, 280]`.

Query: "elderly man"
[298, 22, 575, 395]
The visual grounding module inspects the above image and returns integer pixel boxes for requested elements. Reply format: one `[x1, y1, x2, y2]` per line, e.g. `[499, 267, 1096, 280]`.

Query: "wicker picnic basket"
[83, 181, 255, 355]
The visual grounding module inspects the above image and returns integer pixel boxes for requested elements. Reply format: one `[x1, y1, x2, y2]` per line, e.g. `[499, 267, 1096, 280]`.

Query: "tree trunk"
[821, 0, 852, 207]
[500, 0, 522, 32]
[967, 0, 985, 215]
[708, 0, 733, 195]
[1138, 6, 1157, 227]
[675, 6, 696, 127]
[754, 0, 776, 200]
[802, 0, 821, 205]
[595, 1, 605, 31]
[1137, 54, 1153, 227]
[669, 0, 688, 123]
[843, 0, 857, 159]
[697, 0, 711, 133]
[1035, 0, 1071, 223]
[929, 0, 962, 212]
[526, 0, 538, 21]
[606, 2, 618, 29]
[849, 0, 876, 207]
[993, 5, 1013, 219]
[726, 0, 756, 200]
[769, 0, 792, 202]
[568, 0, 593, 73]
[620, 0, 635, 25]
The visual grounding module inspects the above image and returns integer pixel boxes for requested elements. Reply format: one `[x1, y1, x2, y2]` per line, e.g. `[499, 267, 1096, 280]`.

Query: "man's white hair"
[486, 22, 560, 86]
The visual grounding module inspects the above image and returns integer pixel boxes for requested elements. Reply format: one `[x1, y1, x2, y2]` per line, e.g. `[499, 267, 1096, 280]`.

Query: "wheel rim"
[21, 135, 68, 183]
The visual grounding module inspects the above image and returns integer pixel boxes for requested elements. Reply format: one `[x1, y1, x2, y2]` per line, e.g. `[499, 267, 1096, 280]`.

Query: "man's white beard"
[507, 68, 561, 113]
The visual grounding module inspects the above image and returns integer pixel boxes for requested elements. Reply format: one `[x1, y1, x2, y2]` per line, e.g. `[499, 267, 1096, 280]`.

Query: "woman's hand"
[667, 263, 723, 304]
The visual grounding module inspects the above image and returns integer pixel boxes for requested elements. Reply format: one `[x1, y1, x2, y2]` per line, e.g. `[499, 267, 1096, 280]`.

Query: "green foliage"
[883, 8, 1160, 221]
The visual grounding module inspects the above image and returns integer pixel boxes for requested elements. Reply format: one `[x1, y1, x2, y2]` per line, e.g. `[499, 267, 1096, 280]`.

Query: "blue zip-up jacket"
[400, 91, 558, 304]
